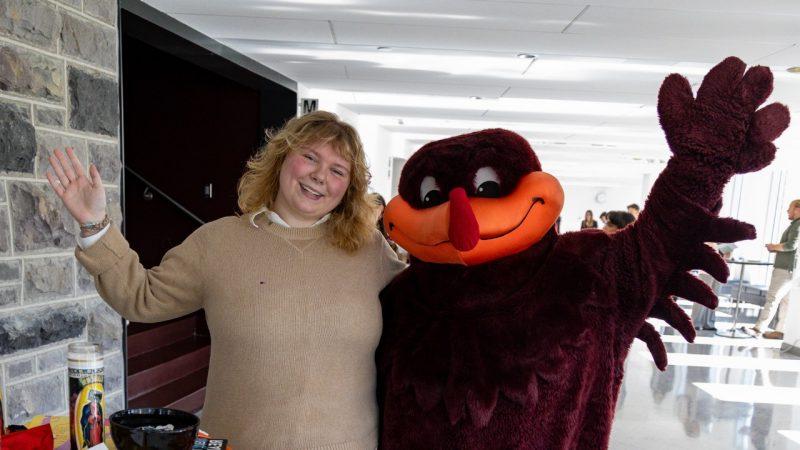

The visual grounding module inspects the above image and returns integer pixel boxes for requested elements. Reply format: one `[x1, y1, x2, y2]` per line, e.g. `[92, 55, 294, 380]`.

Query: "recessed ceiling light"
[788, 66, 800, 73]
[377, 46, 392, 52]
[517, 53, 537, 60]
[470, 96, 482, 100]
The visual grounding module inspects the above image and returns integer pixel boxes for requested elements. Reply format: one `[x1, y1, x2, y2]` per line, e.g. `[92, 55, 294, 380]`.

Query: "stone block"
[0, 44, 63, 102]
[88, 141, 120, 185]
[6, 372, 66, 424]
[23, 256, 74, 304]
[68, 66, 119, 137]
[84, 0, 117, 26]
[9, 181, 79, 254]
[0, 285, 20, 308]
[106, 391, 123, 416]
[35, 129, 88, 179]
[76, 261, 96, 296]
[0, 302, 86, 356]
[4, 357, 34, 381]
[0, 0, 61, 52]
[106, 189, 122, 226]
[0, 260, 20, 282]
[34, 105, 65, 128]
[0, 204, 10, 256]
[36, 345, 67, 373]
[103, 351, 122, 392]
[0, 100, 36, 175]
[60, 11, 117, 71]
[87, 297, 121, 353]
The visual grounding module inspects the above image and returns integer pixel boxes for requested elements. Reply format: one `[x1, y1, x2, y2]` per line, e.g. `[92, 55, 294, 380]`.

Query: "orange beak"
[384, 171, 564, 265]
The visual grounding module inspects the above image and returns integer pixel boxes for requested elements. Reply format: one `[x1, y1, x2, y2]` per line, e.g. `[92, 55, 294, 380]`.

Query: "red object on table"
[0, 424, 54, 450]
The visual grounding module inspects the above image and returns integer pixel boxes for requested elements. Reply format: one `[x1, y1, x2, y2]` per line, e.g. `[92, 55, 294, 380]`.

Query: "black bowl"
[109, 408, 199, 450]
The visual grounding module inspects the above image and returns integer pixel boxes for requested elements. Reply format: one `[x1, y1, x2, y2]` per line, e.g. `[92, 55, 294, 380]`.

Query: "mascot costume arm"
[602, 57, 790, 362]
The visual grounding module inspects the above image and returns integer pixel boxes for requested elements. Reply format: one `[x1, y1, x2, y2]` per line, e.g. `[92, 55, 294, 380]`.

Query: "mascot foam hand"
[377, 57, 790, 450]
[658, 56, 790, 204]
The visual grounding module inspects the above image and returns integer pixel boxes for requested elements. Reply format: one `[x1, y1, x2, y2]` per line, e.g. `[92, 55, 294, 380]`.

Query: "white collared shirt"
[251, 206, 330, 228]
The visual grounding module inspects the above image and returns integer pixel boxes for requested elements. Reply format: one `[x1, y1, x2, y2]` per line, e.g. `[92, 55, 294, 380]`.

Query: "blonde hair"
[791, 199, 800, 209]
[237, 111, 377, 253]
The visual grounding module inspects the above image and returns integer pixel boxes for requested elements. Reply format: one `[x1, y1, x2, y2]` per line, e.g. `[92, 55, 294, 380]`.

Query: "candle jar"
[68, 343, 105, 450]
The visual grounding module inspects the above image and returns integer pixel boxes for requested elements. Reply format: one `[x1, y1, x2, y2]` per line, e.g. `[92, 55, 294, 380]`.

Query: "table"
[22, 415, 228, 449]
[715, 259, 773, 339]
[23, 415, 115, 449]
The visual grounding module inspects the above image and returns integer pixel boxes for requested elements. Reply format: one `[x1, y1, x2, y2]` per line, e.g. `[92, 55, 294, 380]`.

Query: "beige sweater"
[75, 212, 406, 449]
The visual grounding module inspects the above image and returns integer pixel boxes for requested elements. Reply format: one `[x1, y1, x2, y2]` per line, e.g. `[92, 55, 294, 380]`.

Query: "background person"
[627, 203, 641, 220]
[602, 210, 636, 234]
[749, 199, 800, 339]
[581, 209, 598, 229]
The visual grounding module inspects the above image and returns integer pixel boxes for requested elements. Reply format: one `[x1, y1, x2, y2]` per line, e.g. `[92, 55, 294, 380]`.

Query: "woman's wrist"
[79, 214, 110, 237]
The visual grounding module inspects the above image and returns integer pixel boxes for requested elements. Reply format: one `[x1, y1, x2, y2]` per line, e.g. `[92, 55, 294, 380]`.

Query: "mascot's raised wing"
[376, 57, 791, 449]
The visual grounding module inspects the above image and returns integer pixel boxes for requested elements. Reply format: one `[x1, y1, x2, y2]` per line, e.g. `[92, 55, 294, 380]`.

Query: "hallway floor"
[610, 303, 800, 450]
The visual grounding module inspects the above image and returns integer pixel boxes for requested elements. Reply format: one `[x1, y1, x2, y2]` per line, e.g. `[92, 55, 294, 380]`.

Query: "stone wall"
[0, 0, 123, 425]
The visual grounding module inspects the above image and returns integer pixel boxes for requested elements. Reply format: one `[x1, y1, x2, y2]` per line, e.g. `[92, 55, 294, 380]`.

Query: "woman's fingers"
[45, 170, 65, 197]
[48, 153, 71, 187]
[89, 163, 103, 188]
[54, 148, 77, 182]
[66, 147, 86, 179]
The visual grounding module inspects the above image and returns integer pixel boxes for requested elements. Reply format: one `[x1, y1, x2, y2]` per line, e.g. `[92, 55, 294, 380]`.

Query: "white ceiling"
[143, 0, 800, 180]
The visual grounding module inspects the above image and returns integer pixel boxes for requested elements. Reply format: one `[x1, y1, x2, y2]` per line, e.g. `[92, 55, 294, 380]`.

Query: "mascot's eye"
[420, 176, 444, 207]
[474, 167, 501, 198]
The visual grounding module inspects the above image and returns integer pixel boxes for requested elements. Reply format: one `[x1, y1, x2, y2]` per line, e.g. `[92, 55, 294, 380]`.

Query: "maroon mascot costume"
[376, 57, 790, 449]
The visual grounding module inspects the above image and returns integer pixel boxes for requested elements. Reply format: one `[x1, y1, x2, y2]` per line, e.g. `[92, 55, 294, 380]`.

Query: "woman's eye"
[304, 154, 315, 161]
[473, 167, 501, 198]
[420, 176, 444, 207]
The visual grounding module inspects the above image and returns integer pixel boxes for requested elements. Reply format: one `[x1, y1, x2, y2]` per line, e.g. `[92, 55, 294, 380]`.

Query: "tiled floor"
[610, 304, 800, 450]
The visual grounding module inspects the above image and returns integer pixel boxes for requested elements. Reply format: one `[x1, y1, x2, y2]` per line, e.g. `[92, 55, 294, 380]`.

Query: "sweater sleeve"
[74, 225, 206, 323]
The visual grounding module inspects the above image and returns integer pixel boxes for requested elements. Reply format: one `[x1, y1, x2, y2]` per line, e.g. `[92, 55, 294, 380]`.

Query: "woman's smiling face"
[273, 141, 352, 227]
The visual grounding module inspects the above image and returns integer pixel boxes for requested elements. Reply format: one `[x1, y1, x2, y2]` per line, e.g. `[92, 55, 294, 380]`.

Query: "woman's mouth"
[300, 183, 324, 200]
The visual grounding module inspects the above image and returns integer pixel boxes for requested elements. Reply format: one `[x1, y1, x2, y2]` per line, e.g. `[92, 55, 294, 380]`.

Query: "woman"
[46, 111, 406, 449]
[580, 209, 598, 229]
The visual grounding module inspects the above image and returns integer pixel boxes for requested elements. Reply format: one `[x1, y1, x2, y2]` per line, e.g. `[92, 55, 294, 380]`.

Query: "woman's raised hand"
[45, 148, 107, 224]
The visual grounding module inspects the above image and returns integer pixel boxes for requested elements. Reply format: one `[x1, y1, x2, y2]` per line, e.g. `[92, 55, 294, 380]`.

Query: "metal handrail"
[124, 166, 206, 225]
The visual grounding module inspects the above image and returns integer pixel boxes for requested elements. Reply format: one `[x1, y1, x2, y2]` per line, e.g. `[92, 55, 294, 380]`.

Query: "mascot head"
[384, 129, 564, 266]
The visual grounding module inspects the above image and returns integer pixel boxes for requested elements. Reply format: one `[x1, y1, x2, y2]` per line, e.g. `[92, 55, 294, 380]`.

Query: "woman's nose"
[310, 169, 325, 184]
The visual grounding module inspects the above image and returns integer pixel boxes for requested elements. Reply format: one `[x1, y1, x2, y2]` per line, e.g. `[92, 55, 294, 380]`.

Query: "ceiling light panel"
[347, 91, 651, 117]
[568, 6, 800, 43]
[331, 21, 785, 63]
[297, 76, 508, 97]
[170, 13, 334, 42]
[146, 0, 583, 32]
[236, 43, 532, 78]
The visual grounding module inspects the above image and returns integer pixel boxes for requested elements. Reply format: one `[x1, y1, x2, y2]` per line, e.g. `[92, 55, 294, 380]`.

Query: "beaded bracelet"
[80, 214, 110, 237]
